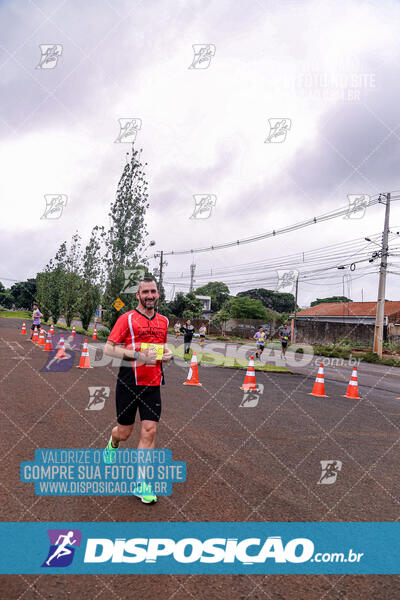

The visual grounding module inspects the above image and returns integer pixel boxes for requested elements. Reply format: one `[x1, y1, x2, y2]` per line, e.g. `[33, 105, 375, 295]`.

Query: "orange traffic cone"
[55, 334, 67, 359]
[37, 329, 46, 348]
[49, 324, 54, 336]
[240, 356, 257, 391]
[32, 325, 39, 343]
[43, 331, 53, 352]
[77, 339, 92, 369]
[183, 351, 202, 386]
[21, 322, 27, 335]
[92, 325, 97, 340]
[343, 366, 362, 399]
[309, 363, 328, 397]
[71, 326, 76, 338]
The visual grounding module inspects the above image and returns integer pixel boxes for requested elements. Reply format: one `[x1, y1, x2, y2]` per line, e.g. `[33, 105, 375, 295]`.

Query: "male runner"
[253, 327, 266, 360]
[30, 303, 43, 340]
[174, 321, 181, 340]
[180, 319, 195, 355]
[103, 277, 173, 504]
[280, 324, 290, 358]
[199, 323, 207, 346]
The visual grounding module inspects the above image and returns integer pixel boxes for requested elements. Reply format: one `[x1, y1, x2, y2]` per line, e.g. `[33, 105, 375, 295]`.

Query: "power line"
[156, 192, 400, 257]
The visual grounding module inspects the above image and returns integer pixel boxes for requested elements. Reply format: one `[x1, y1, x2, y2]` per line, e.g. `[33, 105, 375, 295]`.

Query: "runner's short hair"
[138, 276, 157, 289]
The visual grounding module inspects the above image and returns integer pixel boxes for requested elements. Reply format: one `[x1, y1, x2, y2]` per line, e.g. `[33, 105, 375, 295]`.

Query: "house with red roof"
[294, 301, 400, 345]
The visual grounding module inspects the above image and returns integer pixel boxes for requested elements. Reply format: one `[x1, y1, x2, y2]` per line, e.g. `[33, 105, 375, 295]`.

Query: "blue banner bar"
[0, 522, 399, 574]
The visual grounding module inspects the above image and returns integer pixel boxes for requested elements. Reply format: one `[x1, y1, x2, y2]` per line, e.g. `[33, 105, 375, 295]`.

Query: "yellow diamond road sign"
[113, 298, 125, 311]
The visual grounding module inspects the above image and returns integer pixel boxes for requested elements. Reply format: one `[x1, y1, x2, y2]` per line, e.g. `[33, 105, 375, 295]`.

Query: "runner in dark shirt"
[180, 319, 195, 355]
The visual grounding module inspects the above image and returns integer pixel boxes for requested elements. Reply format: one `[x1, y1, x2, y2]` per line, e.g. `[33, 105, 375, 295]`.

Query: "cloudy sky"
[1, 0, 400, 307]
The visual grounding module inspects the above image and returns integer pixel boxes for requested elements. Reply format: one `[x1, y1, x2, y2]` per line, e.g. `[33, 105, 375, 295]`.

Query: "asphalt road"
[0, 319, 399, 599]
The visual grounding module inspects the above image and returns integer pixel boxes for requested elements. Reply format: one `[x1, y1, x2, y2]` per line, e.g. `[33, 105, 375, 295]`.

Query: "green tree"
[47, 242, 68, 324]
[10, 279, 37, 309]
[63, 233, 82, 327]
[0, 282, 13, 309]
[78, 226, 105, 331]
[310, 296, 352, 307]
[102, 146, 150, 329]
[194, 281, 230, 312]
[229, 296, 269, 319]
[168, 292, 202, 318]
[211, 301, 232, 335]
[168, 292, 186, 317]
[237, 288, 296, 313]
[36, 271, 52, 321]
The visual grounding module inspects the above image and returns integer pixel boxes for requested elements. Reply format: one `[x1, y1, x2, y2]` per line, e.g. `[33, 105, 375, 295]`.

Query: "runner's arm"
[104, 341, 156, 364]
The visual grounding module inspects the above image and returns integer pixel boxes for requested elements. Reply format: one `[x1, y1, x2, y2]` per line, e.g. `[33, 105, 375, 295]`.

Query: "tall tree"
[63, 233, 82, 327]
[47, 242, 67, 324]
[78, 226, 105, 331]
[103, 147, 150, 329]
[36, 270, 52, 321]
[194, 281, 230, 312]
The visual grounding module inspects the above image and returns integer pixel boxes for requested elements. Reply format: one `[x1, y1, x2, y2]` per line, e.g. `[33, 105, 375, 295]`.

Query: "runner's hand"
[161, 347, 173, 362]
[139, 349, 158, 365]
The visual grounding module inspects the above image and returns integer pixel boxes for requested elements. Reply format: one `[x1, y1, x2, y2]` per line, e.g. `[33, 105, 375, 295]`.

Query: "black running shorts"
[116, 366, 162, 425]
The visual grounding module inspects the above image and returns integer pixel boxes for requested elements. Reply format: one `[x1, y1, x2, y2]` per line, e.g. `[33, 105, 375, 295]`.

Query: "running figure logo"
[240, 384, 264, 408]
[276, 269, 298, 294]
[36, 45, 63, 69]
[121, 267, 146, 294]
[42, 529, 82, 567]
[86, 386, 110, 411]
[265, 118, 291, 143]
[317, 460, 342, 485]
[188, 44, 216, 69]
[344, 194, 370, 219]
[41, 195, 68, 220]
[190, 194, 217, 220]
[115, 118, 142, 143]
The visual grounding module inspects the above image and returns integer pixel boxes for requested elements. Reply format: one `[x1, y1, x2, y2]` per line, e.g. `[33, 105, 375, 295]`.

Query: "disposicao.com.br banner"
[0, 522, 398, 574]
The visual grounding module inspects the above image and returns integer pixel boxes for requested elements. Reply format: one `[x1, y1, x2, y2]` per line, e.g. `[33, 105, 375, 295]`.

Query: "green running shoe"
[103, 436, 118, 464]
[135, 481, 157, 504]
[139, 493, 157, 504]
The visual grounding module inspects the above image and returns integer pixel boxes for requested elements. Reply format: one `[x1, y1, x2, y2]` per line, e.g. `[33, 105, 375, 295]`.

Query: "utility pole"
[373, 193, 391, 358]
[189, 262, 196, 292]
[292, 274, 299, 343]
